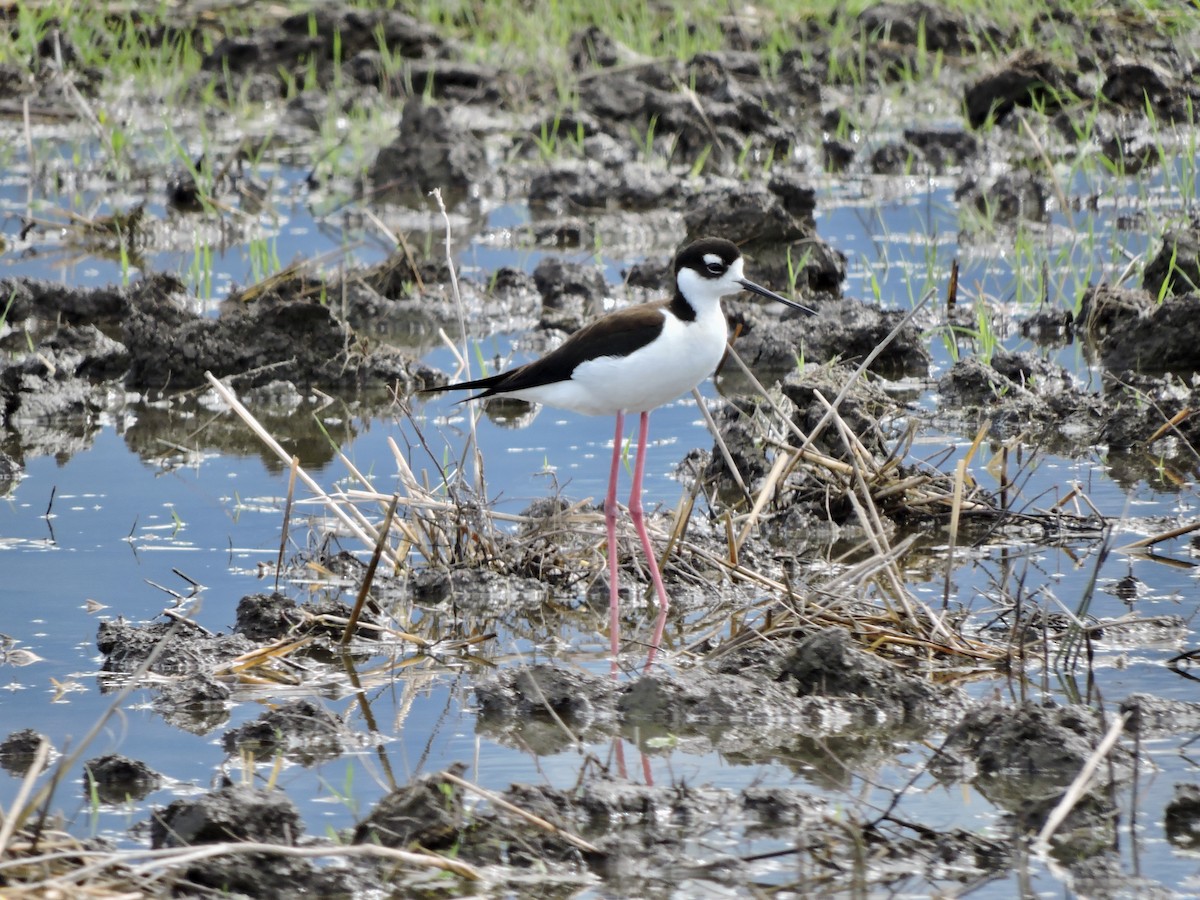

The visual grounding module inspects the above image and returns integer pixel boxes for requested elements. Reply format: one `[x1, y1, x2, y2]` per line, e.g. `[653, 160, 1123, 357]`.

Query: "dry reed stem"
[275, 455, 299, 591]
[2, 616, 193, 855]
[693, 385, 751, 501]
[819, 392, 954, 642]
[204, 372, 398, 568]
[342, 494, 399, 646]
[943, 458, 967, 607]
[736, 447, 792, 552]
[1, 840, 482, 894]
[0, 739, 50, 855]
[431, 187, 487, 500]
[1034, 711, 1130, 850]
[1114, 519, 1200, 553]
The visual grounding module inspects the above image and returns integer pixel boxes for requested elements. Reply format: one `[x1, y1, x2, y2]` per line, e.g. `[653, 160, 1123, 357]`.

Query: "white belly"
[509, 309, 728, 416]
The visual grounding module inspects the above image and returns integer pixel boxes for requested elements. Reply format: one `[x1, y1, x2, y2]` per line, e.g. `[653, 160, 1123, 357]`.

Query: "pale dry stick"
[69, 841, 479, 886]
[942, 458, 967, 608]
[326, 442, 426, 550]
[274, 455, 299, 592]
[735, 447, 794, 553]
[823, 396, 956, 644]
[671, 75, 727, 154]
[1115, 519, 1200, 554]
[4, 614, 189, 843]
[816, 533, 924, 598]
[657, 476, 702, 579]
[816, 394, 896, 557]
[722, 293, 934, 549]
[724, 286, 935, 461]
[961, 419, 992, 469]
[1069, 482, 1108, 522]
[310, 615, 429, 645]
[1043, 589, 1092, 632]
[1035, 711, 1131, 850]
[204, 372, 398, 568]
[359, 206, 399, 247]
[386, 435, 458, 561]
[1146, 407, 1195, 445]
[437, 326, 470, 378]
[724, 511, 738, 567]
[870, 473, 934, 501]
[0, 739, 50, 854]
[430, 188, 486, 499]
[387, 435, 431, 496]
[341, 494, 399, 646]
[1017, 112, 1072, 224]
[341, 487, 535, 526]
[48, 33, 111, 158]
[692, 386, 751, 501]
[841, 487, 911, 605]
[439, 770, 600, 855]
[23, 97, 33, 211]
[760, 434, 857, 477]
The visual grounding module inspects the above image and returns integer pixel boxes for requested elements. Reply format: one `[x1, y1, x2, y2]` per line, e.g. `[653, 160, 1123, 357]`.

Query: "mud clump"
[773, 627, 942, 720]
[234, 591, 373, 642]
[97, 619, 256, 677]
[964, 51, 1084, 128]
[533, 255, 609, 333]
[1101, 62, 1200, 124]
[82, 754, 162, 803]
[479, 629, 959, 766]
[234, 591, 310, 641]
[152, 673, 232, 735]
[1119, 693, 1200, 738]
[729, 295, 928, 379]
[124, 288, 425, 392]
[1164, 783, 1200, 848]
[935, 351, 1101, 442]
[0, 271, 438, 432]
[475, 664, 617, 753]
[956, 169, 1049, 223]
[223, 698, 349, 765]
[683, 184, 846, 293]
[932, 700, 1131, 836]
[370, 98, 487, 205]
[352, 763, 468, 849]
[0, 728, 52, 777]
[150, 785, 335, 899]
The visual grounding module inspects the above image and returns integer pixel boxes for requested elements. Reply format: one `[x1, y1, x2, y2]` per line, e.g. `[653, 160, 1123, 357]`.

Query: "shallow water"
[4, 143, 1200, 895]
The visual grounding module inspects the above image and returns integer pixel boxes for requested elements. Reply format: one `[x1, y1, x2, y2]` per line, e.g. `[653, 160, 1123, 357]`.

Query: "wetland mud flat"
[2, 2, 1200, 897]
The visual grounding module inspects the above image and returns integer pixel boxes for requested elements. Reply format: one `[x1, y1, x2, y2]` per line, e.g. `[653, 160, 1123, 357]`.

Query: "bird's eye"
[706, 262, 725, 275]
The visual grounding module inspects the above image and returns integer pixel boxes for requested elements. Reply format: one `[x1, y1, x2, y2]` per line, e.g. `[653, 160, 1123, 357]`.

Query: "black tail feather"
[419, 370, 509, 397]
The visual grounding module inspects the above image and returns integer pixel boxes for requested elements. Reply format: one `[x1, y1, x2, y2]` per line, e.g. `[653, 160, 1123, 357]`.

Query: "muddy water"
[3, 158, 1199, 896]
[4, 4, 1200, 873]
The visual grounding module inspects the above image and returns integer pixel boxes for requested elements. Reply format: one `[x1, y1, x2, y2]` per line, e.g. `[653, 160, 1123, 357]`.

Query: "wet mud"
[4, 1, 1200, 897]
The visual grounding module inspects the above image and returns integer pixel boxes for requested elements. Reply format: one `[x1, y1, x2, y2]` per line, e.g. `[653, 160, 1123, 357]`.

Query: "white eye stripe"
[702, 253, 723, 266]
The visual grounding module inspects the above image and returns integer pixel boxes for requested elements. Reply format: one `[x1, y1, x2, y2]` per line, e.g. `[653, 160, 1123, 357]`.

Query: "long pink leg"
[606, 412, 624, 657]
[629, 411, 670, 611]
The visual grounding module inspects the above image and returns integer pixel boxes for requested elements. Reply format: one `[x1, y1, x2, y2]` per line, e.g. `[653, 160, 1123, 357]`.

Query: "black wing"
[421, 305, 668, 401]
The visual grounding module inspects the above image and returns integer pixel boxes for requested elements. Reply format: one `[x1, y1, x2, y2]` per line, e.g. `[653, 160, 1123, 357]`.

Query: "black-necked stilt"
[423, 237, 814, 649]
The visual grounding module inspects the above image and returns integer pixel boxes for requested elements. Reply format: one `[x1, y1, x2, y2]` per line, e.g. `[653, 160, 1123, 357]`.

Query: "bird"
[422, 237, 815, 653]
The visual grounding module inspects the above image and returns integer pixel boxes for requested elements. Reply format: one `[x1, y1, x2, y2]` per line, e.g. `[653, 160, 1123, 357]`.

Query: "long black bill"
[738, 278, 817, 316]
